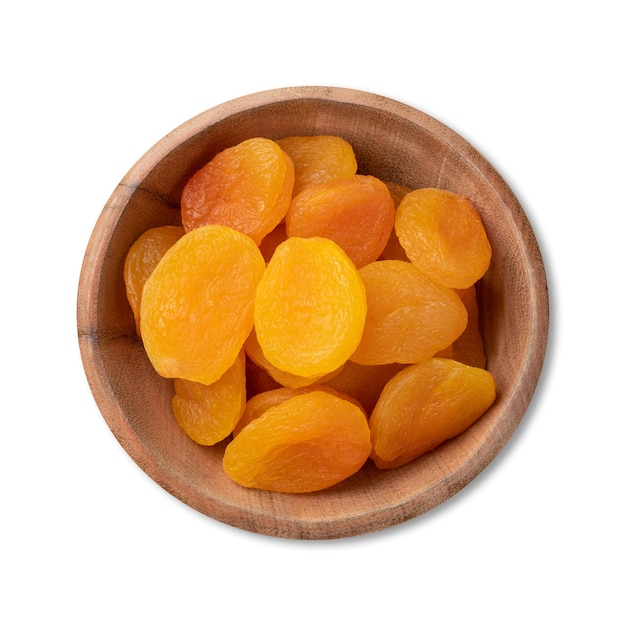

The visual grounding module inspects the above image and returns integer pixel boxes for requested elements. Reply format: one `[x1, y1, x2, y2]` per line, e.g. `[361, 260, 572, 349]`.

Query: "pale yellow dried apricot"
[395, 188, 492, 288]
[123, 225, 184, 335]
[140, 225, 265, 385]
[223, 390, 371, 493]
[286, 174, 395, 268]
[350, 260, 468, 365]
[370, 358, 496, 469]
[172, 350, 246, 445]
[276, 135, 357, 196]
[254, 236, 367, 379]
[180, 137, 294, 245]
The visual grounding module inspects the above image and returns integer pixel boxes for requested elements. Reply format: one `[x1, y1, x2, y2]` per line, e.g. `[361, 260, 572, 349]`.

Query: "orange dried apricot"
[123, 225, 184, 335]
[244, 327, 343, 389]
[436, 285, 486, 368]
[378, 181, 411, 261]
[386, 180, 413, 206]
[286, 174, 395, 268]
[370, 358, 496, 469]
[254, 236, 367, 379]
[180, 137, 294, 245]
[395, 188, 492, 288]
[223, 390, 371, 493]
[323, 360, 406, 415]
[172, 350, 246, 445]
[140, 224, 265, 385]
[276, 135, 357, 197]
[233, 385, 301, 437]
[233, 384, 363, 436]
[350, 260, 468, 365]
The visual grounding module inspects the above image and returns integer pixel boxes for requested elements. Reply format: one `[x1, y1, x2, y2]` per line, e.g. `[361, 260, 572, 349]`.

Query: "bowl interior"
[78, 87, 548, 539]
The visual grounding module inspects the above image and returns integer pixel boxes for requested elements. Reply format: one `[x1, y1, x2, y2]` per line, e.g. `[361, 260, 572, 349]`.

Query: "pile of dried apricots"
[124, 135, 496, 493]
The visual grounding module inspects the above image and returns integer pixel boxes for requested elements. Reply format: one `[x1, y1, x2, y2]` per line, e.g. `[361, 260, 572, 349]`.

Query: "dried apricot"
[395, 188, 492, 288]
[276, 135, 357, 197]
[436, 285, 486, 368]
[233, 385, 301, 437]
[223, 390, 371, 493]
[350, 260, 468, 365]
[254, 236, 367, 379]
[378, 181, 411, 261]
[233, 384, 363, 436]
[180, 137, 294, 245]
[123, 225, 184, 335]
[172, 350, 246, 445]
[140, 225, 265, 385]
[244, 327, 342, 389]
[323, 360, 406, 415]
[386, 180, 413, 206]
[286, 174, 395, 268]
[370, 358, 496, 469]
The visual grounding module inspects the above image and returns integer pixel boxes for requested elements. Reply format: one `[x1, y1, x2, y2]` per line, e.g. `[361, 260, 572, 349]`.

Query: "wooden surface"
[77, 86, 549, 540]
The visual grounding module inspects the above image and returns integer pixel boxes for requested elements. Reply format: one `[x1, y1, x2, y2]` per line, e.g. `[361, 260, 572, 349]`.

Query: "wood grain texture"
[77, 87, 549, 540]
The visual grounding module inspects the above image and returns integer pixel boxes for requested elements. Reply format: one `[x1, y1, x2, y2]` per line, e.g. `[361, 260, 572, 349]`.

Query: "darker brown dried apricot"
[286, 174, 395, 268]
[181, 137, 294, 245]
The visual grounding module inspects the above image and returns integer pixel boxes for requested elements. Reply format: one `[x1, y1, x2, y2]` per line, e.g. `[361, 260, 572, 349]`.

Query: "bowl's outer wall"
[77, 87, 549, 539]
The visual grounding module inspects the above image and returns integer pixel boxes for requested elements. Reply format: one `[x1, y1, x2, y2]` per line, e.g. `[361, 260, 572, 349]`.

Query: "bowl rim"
[77, 86, 549, 539]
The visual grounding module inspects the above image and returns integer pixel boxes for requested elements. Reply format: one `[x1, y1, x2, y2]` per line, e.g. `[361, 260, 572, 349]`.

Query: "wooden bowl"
[77, 87, 549, 540]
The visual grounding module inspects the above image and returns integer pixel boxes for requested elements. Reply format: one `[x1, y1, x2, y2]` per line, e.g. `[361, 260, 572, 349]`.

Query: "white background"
[2, 1, 624, 624]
